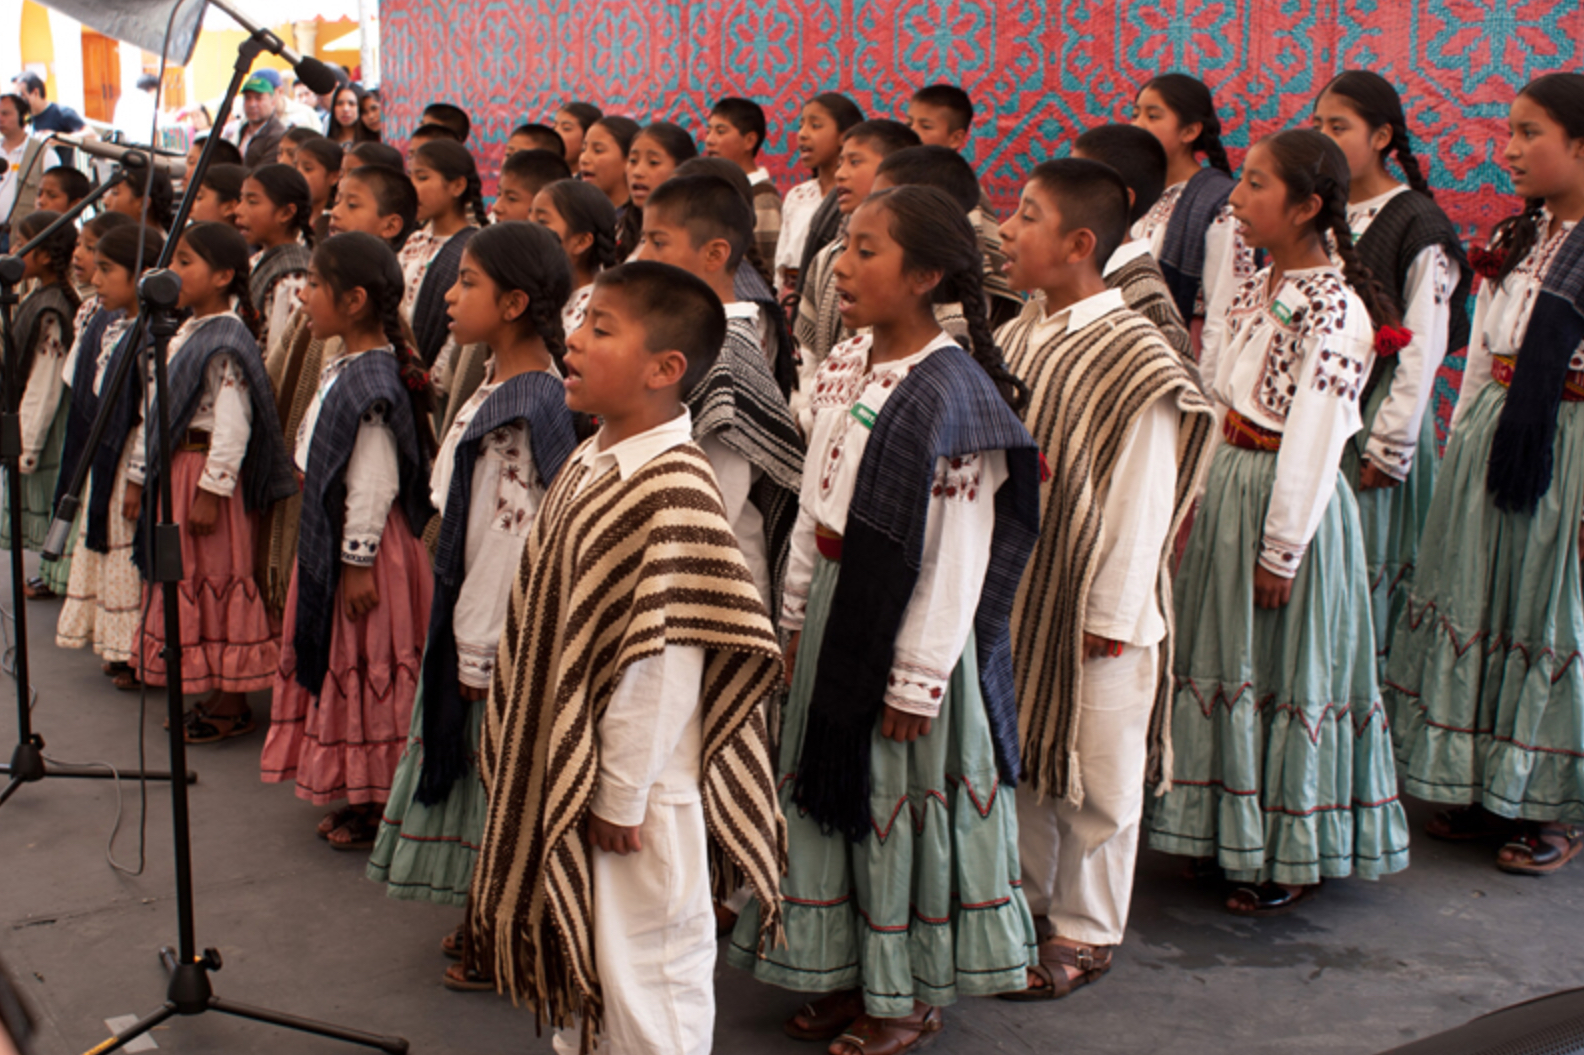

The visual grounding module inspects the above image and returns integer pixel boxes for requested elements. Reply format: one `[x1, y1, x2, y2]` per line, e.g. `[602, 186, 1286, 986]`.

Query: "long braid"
[940, 264, 1029, 414]
[379, 289, 439, 458]
[462, 170, 491, 227]
[743, 235, 774, 289]
[588, 219, 620, 271]
[1389, 125, 1434, 200]
[527, 287, 567, 374]
[1197, 126, 1233, 175]
[616, 204, 643, 261]
[230, 267, 264, 343]
[1490, 197, 1545, 287]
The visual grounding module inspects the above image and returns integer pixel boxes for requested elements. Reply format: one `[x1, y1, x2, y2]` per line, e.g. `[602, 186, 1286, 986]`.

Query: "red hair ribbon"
[1374, 324, 1413, 357]
[404, 369, 431, 392]
[1468, 245, 1505, 280]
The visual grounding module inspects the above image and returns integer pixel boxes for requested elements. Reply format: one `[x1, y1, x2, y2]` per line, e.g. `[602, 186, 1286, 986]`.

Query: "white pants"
[552, 796, 716, 1055]
[1017, 643, 1157, 946]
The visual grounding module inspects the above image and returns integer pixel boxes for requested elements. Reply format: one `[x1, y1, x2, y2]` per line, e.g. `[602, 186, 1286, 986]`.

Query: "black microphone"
[206, 0, 342, 95]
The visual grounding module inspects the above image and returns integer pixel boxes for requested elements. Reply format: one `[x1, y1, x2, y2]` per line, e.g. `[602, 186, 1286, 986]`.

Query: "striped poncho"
[1107, 250, 1195, 366]
[469, 441, 786, 1042]
[1001, 303, 1216, 804]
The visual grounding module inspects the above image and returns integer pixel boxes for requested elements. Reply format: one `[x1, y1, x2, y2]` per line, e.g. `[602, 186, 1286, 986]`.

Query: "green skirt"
[366, 678, 487, 907]
[1147, 444, 1410, 885]
[727, 554, 1036, 1017]
[1383, 382, 1584, 822]
[0, 399, 73, 590]
[1339, 364, 1440, 674]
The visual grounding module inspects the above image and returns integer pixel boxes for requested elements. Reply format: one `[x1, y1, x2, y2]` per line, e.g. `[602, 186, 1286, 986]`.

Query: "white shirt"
[781, 331, 1008, 717]
[573, 408, 708, 827]
[126, 312, 255, 497]
[17, 310, 68, 472]
[0, 135, 60, 224]
[1131, 181, 1187, 252]
[432, 373, 549, 688]
[1019, 289, 1180, 647]
[296, 347, 401, 566]
[1212, 266, 1375, 578]
[399, 222, 467, 374]
[562, 283, 594, 337]
[774, 178, 825, 295]
[1103, 237, 1154, 279]
[1455, 208, 1582, 433]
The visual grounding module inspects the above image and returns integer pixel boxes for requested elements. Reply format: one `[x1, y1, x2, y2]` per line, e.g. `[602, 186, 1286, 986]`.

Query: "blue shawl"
[415, 369, 578, 805]
[65, 312, 148, 554]
[54, 308, 123, 519]
[1158, 166, 1235, 325]
[412, 227, 477, 368]
[791, 344, 1041, 842]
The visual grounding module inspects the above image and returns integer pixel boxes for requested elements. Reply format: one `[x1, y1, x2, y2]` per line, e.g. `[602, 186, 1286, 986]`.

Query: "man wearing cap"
[232, 71, 286, 168]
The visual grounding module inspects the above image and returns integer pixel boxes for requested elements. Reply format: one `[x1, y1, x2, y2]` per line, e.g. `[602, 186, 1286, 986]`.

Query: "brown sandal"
[317, 804, 361, 840]
[1497, 824, 1584, 876]
[22, 576, 54, 600]
[327, 806, 381, 850]
[184, 704, 255, 744]
[784, 989, 865, 1042]
[999, 940, 1113, 1001]
[440, 924, 465, 961]
[1225, 881, 1319, 917]
[442, 962, 494, 992]
[830, 1006, 943, 1055]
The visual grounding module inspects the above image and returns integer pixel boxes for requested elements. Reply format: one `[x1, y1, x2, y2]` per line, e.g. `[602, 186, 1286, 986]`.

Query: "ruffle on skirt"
[366, 681, 487, 907]
[1384, 382, 1584, 822]
[136, 450, 279, 695]
[727, 555, 1036, 1017]
[1146, 444, 1410, 886]
[56, 434, 143, 663]
[260, 508, 433, 806]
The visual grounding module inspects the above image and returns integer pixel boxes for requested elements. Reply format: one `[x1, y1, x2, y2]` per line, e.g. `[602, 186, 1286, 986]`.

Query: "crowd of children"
[3, 68, 1584, 1055]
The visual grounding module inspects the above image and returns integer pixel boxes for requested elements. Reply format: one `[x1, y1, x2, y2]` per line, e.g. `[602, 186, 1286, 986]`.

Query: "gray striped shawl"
[999, 303, 1215, 805]
[1106, 250, 1196, 367]
[469, 442, 785, 1043]
[248, 242, 311, 321]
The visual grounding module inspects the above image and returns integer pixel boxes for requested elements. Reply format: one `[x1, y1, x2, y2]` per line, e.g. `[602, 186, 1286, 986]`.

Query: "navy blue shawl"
[293, 350, 435, 694]
[791, 344, 1041, 842]
[1158, 166, 1236, 325]
[54, 308, 123, 519]
[67, 312, 149, 554]
[414, 369, 578, 805]
[412, 227, 477, 368]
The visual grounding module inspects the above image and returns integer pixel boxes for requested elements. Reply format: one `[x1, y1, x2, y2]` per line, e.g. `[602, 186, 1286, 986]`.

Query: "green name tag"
[850, 403, 878, 430]
[1271, 300, 1294, 327]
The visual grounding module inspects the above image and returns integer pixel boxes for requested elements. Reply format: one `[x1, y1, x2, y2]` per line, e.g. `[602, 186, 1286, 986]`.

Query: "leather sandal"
[327, 806, 381, 851]
[830, 1006, 943, 1055]
[317, 804, 361, 840]
[441, 924, 465, 961]
[183, 704, 255, 744]
[783, 989, 865, 1042]
[1497, 824, 1584, 876]
[1226, 881, 1319, 917]
[22, 576, 54, 600]
[442, 962, 495, 993]
[999, 940, 1113, 1001]
[1425, 804, 1518, 842]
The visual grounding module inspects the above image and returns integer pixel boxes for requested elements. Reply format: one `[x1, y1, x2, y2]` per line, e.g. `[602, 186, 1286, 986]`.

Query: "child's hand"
[1082, 633, 1123, 660]
[1253, 564, 1294, 609]
[1357, 461, 1401, 491]
[881, 705, 932, 743]
[459, 681, 488, 702]
[783, 630, 801, 688]
[342, 563, 380, 619]
[122, 481, 143, 522]
[587, 813, 642, 855]
[189, 487, 221, 536]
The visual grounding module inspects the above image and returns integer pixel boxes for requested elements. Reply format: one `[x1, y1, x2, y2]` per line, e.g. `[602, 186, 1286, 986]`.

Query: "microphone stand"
[67, 33, 407, 1055]
[0, 158, 194, 805]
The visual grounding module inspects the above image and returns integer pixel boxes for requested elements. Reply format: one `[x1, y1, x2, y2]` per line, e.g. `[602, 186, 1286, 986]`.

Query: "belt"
[177, 428, 212, 452]
[1221, 409, 1282, 452]
[815, 523, 842, 562]
[1491, 354, 1584, 402]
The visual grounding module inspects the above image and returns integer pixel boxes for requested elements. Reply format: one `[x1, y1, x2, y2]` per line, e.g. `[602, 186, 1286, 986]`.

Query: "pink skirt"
[260, 508, 433, 806]
[137, 451, 279, 694]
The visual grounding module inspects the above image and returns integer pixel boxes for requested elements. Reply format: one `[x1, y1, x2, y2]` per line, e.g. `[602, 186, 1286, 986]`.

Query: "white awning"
[202, 0, 362, 28]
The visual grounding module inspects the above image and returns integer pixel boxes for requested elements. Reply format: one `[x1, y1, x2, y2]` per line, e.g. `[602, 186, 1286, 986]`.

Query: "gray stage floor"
[1, 554, 1580, 1055]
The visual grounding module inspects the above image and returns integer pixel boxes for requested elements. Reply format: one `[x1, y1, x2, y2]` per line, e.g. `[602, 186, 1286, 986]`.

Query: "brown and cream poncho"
[1001, 302, 1216, 806]
[468, 439, 786, 1040]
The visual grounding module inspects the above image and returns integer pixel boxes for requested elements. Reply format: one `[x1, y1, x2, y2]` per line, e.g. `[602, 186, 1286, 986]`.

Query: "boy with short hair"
[408, 123, 462, 151]
[996, 158, 1215, 1000]
[490, 148, 572, 222]
[705, 96, 782, 268]
[505, 122, 565, 158]
[468, 261, 787, 1055]
[35, 166, 89, 214]
[635, 174, 804, 612]
[1073, 123, 1194, 362]
[421, 102, 470, 142]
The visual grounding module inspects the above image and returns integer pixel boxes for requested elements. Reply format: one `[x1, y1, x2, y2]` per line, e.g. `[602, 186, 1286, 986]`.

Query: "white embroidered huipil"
[774, 178, 825, 295]
[295, 347, 400, 566]
[125, 313, 253, 496]
[550, 407, 714, 1055]
[250, 246, 308, 360]
[17, 312, 67, 473]
[1454, 209, 1583, 436]
[562, 283, 594, 337]
[430, 372, 546, 689]
[1329, 185, 1458, 479]
[1198, 203, 1260, 381]
[1131, 181, 1186, 252]
[1213, 266, 1375, 578]
[779, 331, 1007, 718]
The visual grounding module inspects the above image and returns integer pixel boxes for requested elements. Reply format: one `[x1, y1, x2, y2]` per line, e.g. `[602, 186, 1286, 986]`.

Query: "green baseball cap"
[241, 74, 275, 95]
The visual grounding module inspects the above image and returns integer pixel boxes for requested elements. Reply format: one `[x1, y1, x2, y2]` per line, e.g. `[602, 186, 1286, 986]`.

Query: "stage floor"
[1, 553, 1579, 1055]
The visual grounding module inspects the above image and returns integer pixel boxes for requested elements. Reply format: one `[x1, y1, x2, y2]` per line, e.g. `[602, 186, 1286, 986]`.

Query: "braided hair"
[1142, 73, 1233, 175]
[1317, 70, 1433, 199]
[247, 164, 316, 248]
[463, 221, 573, 372]
[863, 185, 1029, 413]
[413, 139, 490, 227]
[542, 178, 619, 275]
[16, 211, 79, 300]
[311, 232, 439, 458]
[1488, 73, 1584, 286]
[1263, 129, 1399, 330]
[178, 221, 263, 341]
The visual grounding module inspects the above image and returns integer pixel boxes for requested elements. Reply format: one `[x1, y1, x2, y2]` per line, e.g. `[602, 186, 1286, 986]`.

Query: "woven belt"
[1222, 409, 1283, 452]
[815, 523, 843, 562]
[176, 428, 212, 453]
[1491, 354, 1584, 402]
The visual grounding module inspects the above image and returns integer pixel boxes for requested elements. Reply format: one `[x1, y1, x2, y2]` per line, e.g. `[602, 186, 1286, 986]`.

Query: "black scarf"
[1158, 167, 1236, 324]
[412, 227, 477, 367]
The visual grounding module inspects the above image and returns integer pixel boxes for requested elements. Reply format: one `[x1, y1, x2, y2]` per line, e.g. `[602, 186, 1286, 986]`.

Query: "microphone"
[205, 0, 341, 95]
[48, 135, 152, 169]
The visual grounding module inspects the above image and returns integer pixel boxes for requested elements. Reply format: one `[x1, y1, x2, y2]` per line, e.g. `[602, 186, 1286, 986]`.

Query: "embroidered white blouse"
[400, 222, 469, 384]
[17, 312, 67, 473]
[1211, 266, 1375, 578]
[125, 312, 254, 497]
[774, 178, 826, 295]
[1328, 185, 1458, 479]
[431, 372, 547, 689]
[1455, 208, 1583, 434]
[780, 330, 1008, 717]
[562, 283, 594, 337]
[295, 346, 400, 566]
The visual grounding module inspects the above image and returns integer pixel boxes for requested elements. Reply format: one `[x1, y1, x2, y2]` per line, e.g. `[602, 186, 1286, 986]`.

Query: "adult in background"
[276, 74, 325, 131]
[10, 72, 83, 137]
[232, 73, 286, 168]
[0, 92, 60, 250]
[112, 73, 160, 142]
